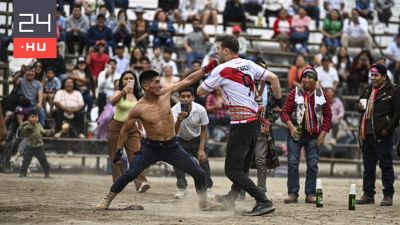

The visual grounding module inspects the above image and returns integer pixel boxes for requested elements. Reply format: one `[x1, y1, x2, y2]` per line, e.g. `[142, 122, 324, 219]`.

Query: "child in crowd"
[18, 110, 54, 178]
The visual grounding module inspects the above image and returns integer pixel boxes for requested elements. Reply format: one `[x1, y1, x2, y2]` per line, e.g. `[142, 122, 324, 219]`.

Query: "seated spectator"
[161, 65, 180, 104]
[356, 0, 373, 20]
[151, 47, 163, 74]
[232, 26, 249, 58]
[41, 49, 67, 79]
[53, 78, 85, 138]
[288, 54, 310, 89]
[341, 9, 372, 50]
[97, 59, 121, 116]
[205, 89, 230, 138]
[112, 9, 132, 50]
[32, 61, 46, 85]
[150, 10, 176, 49]
[290, 6, 311, 54]
[263, 0, 283, 28]
[184, 18, 209, 71]
[113, 43, 130, 75]
[272, 8, 292, 52]
[287, 0, 301, 17]
[316, 56, 339, 90]
[54, 121, 79, 138]
[326, 88, 344, 145]
[376, 0, 394, 33]
[198, 0, 218, 32]
[104, 0, 128, 17]
[86, 14, 114, 50]
[332, 46, 352, 86]
[70, 57, 94, 115]
[320, 9, 343, 54]
[223, 0, 247, 32]
[300, 0, 320, 28]
[66, 4, 90, 55]
[130, 47, 146, 75]
[43, 67, 61, 114]
[323, 0, 344, 12]
[313, 43, 329, 67]
[14, 67, 45, 126]
[385, 33, 400, 84]
[132, 7, 150, 52]
[86, 40, 110, 82]
[162, 48, 179, 76]
[347, 49, 373, 94]
[89, 5, 109, 26]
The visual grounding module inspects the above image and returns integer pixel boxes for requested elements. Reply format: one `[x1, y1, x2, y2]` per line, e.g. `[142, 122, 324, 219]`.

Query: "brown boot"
[305, 195, 316, 204]
[355, 195, 375, 204]
[284, 194, 298, 203]
[96, 191, 117, 210]
[380, 197, 393, 206]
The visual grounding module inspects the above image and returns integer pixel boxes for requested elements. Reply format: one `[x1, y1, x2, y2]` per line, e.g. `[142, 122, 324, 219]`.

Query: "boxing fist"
[202, 58, 218, 74]
[113, 148, 123, 164]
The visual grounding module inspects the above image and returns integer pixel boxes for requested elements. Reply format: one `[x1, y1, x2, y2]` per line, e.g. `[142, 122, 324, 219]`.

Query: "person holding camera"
[171, 87, 214, 200]
[355, 64, 400, 207]
[107, 70, 150, 193]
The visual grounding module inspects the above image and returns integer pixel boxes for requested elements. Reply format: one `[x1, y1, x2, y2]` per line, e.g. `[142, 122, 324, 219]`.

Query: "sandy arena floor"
[1, 173, 400, 225]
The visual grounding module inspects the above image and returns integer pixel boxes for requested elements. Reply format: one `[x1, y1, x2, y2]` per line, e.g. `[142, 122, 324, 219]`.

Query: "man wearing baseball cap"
[281, 67, 332, 204]
[356, 63, 400, 206]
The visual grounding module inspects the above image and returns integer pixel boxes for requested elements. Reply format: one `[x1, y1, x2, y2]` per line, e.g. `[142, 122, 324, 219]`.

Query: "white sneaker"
[174, 188, 187, 199]
[206, 188, 215, 199]
[95, 192, 117, 210]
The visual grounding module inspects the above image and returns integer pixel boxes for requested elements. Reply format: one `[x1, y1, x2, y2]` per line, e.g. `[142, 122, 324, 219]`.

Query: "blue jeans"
[290, 31, 309, 53]
[186, 52, 205, 69]
[104, 0, 129, 16]
[111, 137, 206, 194]
[362, 135, 395, 198]
[287, 134, 319, 196]
[324, 37, 340, 51]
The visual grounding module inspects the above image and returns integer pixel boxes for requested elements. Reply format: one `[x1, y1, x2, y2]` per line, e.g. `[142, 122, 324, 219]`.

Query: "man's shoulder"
[192, 102, 206, 112]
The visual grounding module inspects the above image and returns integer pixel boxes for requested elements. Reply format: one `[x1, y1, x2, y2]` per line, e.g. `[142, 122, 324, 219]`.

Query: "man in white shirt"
[162, 48, 179, 76]
[316, 56, 339, 90]
[385, 34, 400, 84]
[197, 34, 282, 216]
[171, 88, 214, 200]
[97, 59, 121, 116]
[113, 43, 130, 75]
[341, 9, 373, 50]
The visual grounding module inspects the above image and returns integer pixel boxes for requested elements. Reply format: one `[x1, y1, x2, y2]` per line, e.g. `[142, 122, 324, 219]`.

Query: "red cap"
[232, 25, 241, 33]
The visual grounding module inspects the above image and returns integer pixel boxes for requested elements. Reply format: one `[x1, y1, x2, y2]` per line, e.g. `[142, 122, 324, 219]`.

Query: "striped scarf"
[360, 88, 380, 140]
[304, 93, 318, 135]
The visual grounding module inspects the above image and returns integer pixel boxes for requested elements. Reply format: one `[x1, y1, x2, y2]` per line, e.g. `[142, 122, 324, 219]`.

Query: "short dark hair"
[141, 57, 150, 64]
[215, 35, 239, 54]
[27, 110, 38, 117]
[139, 70, 159, 85]
[73, 4, 82, 10]
[179, 87, 194, 96]
[164, 48, 174, 55]
[192, 60, 202, 65]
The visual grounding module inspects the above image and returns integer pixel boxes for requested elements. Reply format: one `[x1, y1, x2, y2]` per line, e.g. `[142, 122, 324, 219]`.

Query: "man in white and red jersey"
[197, 34, 282, 216]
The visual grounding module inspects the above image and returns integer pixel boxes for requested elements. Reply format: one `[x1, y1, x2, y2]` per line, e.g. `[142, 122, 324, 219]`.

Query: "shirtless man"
[96, 62, 218, 210]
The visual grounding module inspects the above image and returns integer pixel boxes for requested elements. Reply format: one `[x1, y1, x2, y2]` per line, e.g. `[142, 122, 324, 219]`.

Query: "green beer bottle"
[349, 184, 356, 210]
[316, 179, 323, 208]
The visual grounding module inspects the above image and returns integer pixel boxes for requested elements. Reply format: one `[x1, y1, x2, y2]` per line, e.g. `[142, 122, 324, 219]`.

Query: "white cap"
[350, 184, 356, 194]
[316, 179, 322, 189]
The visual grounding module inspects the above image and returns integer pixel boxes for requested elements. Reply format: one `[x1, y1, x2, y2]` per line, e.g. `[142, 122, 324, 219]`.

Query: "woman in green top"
[107, 70, 150, 193]
[320, 9, 343, 54]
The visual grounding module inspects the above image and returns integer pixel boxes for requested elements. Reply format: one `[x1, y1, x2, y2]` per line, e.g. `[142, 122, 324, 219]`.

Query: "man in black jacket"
[356, 64, 400, 206]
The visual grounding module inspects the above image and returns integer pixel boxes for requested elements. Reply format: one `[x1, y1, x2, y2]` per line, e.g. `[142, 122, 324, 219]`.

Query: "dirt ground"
[1, 173, 400, 225]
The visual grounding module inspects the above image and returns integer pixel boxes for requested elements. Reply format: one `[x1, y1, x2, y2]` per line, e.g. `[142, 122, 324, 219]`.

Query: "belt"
[145, 137, 177, 145]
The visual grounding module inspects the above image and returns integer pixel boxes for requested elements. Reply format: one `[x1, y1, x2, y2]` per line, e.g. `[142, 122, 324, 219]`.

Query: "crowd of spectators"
[0, 0, 399, 158]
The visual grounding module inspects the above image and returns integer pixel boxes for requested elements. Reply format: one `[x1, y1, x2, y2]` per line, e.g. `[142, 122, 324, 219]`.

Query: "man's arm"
[36, 89, 43, 110]
[172, 59, 218, 93]
[197, 125, 207, 162]
[265, 72, 282, 100]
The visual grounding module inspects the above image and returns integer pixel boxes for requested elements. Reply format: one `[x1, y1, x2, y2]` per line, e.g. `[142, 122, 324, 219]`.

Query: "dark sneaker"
[215, 195, 235, 209]
[355, 195, 375, 204]
[380, 197, 393, 206]
[243, 200, 275, 216]
[18, 174, 26, 178]
[305, 195, 316, 204]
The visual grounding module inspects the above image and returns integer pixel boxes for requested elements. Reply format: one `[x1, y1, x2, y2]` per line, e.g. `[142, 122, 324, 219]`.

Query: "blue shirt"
[45, 77, 61, 92]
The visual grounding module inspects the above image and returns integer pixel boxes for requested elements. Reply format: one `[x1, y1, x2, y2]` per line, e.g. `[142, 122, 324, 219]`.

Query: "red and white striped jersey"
[201, 57, 271, 123]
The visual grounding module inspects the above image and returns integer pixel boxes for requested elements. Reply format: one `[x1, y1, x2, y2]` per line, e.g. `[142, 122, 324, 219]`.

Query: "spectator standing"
[86, 40, 110, 82]
[184, 18, 209, 70]
[171, 88, 214, 199]
[355, 64, 400, 207]
[97, 59, 121, 116]
[281, 67, 332, 204]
